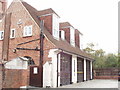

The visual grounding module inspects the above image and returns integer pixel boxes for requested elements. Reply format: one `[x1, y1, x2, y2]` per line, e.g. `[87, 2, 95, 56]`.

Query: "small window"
[10, 29, 15, 38]
[33, 67, 38, 74]
[0, 31, 4, 40]
[23, 25, 32, 37]
[61, 30, 65, 40]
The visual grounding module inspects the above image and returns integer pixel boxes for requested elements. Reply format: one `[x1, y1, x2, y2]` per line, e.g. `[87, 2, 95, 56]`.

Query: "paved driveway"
[58, 79, 118, 88]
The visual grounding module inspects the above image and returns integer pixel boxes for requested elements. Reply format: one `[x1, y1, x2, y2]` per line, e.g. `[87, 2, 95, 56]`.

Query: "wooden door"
[60, 53, 72, 86]
[86, 60, 91, 80]
[77, 58, 84, 82]
[29, 66, 42, 87]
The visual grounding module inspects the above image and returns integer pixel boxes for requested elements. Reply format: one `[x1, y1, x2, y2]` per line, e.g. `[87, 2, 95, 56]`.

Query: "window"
[61, 30, 65, 40]
[10, 29, 15, 38]
[52, 14, 59, 40]
[23, 25, 32, 37]
[0, 31, 4, 40]
[70, 27, 75, 46]
[33, 67, 38, 74]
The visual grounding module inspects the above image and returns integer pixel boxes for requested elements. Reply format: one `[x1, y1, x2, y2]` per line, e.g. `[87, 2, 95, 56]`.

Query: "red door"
[29, 66, 42, 87]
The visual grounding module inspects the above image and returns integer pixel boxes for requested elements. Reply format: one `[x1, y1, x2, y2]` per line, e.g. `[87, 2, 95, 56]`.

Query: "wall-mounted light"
[13, 49, 16, 53]
[17, 19, 23, 25]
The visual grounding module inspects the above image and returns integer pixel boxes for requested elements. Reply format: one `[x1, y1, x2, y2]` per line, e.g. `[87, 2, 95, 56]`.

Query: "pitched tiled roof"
[19, 0, 94, 60]
[38, 8, 60, 17]
[60, 22, 72, 28]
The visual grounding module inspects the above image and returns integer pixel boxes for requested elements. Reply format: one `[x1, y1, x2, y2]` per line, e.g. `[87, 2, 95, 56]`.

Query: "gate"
[77, 58, 84, 82]
[60, 53, 72, 86]
[29, 66, 42, 87]
[86, 60, 91, 80]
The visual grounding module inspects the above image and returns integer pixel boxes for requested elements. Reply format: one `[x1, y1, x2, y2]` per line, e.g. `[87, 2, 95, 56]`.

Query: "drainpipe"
[40, 20, 44, 87]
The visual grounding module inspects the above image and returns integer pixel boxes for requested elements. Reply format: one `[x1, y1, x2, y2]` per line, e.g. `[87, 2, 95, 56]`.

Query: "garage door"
[77, 58, 84, 82]
[60, 53, 72, 86]
[86, 60, 91, 80]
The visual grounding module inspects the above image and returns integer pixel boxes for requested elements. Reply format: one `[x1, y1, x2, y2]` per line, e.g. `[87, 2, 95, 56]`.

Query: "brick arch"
[23, 56, 35, 66]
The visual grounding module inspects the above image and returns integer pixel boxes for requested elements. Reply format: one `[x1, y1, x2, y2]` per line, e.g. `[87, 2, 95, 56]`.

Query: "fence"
[94, 68, 120, 79]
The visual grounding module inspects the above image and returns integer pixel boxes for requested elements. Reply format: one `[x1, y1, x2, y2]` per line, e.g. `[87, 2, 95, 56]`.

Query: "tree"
[83, 43, 118, 68]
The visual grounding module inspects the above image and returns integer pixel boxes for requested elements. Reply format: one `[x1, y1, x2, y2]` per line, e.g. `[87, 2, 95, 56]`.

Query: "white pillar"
[90, 61, 93, 80]
[84, 58, 86, 81]
[58, 54, 61, 87]
[71, 55, 77, 83]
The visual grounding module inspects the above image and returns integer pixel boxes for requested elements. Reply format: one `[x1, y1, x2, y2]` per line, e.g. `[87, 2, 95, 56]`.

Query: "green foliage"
[83, 43, 118, 68]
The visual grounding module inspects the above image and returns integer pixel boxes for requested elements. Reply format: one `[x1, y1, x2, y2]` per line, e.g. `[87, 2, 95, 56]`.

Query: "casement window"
[70, 27, 75, 46]
[60, 30, 65, 40]
[0, 31, 4, 40]
[23, 25, 32, 37]
[10, 29, 15, 38]
[52, 14, 59, 40]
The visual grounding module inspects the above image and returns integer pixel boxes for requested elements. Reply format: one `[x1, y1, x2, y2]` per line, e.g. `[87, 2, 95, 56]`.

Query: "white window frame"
[10, 29, 15, 38]
[23, 25, 32, 37]
[70, 27, 75, 46]
[0, 31, 4, 40]
[52, 14, 59, 40]
[61, 30, 65, 40]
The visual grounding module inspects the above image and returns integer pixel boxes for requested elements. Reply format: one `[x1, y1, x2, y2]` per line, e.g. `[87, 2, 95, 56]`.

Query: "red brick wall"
[60, 28, 70, 43]
[0, 1, 56, 88]
[0, 0, 7, 14]
[0, 64, 3, 89]
[75, 30, 80, 48]
[3, 69, 29, 88]
[40, 15, 53, 35]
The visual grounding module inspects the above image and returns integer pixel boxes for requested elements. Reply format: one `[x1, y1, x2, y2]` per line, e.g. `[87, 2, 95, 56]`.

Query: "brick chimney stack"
[0, 0, 7, 14]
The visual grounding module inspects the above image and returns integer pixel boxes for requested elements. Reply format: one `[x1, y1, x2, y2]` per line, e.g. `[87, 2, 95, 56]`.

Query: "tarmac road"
[58, 79, 118, 88]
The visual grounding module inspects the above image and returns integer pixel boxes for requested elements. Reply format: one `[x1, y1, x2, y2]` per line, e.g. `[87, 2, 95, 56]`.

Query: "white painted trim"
[0, 30, 4, 40]
[10, 28, 16, 38]
[43, 49, 61, 88]
[38, 13, 53, 17]
[84, 58, 86, 81]
[58, 53, 61, 87]
[71, 55, 77, 83]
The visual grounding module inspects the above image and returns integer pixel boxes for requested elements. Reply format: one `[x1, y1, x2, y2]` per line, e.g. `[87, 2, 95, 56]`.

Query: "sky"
[8, 0, 118, 54]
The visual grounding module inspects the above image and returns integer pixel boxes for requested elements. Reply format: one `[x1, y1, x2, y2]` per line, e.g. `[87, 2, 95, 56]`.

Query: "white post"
[71, 55, 77, 83]
[90, 61, 93, 80]
[58, 54, 61, 87]
[84, 58, 86, 81]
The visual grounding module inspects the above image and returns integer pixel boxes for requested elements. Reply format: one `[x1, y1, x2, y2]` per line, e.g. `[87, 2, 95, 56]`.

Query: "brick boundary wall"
[2, 69, 29, 88]
[94, 68, 120, 80]
[0, 64, 3, 89]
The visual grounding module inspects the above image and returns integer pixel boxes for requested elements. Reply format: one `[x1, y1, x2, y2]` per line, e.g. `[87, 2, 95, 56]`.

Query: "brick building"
[0, 0, 94, 88]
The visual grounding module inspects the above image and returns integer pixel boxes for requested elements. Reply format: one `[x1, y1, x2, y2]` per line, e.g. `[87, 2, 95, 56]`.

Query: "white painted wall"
[70, 27, 75, 46]
[43, 61, 52, 87]
[57, 54, 61, 87]
[5, 57, 28, 69]
[90, 61, 93, 80]
[84, 58, 86, 81]
[52, 13, 59, 40]
[43, 49, 60, 88]
[71, 55, 77, 83]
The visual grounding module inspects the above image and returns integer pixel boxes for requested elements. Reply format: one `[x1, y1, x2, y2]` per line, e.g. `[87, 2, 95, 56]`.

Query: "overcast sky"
[8, 0, 118, 54]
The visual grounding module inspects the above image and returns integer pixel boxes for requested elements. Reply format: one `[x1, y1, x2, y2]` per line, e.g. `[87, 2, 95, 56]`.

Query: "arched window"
[24, 56, 35, 66]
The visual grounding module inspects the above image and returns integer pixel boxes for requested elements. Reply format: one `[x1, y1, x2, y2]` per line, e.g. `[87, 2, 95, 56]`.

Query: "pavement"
[58, 79, 119, 88]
